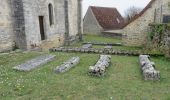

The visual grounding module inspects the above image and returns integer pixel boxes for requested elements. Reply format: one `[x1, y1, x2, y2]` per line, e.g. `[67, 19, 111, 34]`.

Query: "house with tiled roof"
[83, 6, 125, 34]
[123, 0, 170, 46]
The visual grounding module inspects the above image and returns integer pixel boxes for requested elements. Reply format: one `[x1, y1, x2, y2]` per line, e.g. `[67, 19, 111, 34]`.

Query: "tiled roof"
[123, 0, 156, 28]
[90, 6, 125, 30]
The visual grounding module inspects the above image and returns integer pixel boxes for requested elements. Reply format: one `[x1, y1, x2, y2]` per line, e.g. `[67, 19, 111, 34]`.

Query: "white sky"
[83, 0, 151, 17]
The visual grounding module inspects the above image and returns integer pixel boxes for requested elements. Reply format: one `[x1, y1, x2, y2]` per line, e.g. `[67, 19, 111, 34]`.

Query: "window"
[163, 15, 170, 23]
[48, 3, 54, 26]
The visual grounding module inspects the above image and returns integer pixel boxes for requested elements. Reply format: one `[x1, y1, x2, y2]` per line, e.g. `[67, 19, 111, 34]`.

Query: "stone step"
[13, 55, 56, 72]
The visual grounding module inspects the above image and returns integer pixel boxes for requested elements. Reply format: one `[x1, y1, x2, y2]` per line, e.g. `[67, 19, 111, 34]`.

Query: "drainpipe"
[78, 0, 83, 41]
[64, 0, 70, 46]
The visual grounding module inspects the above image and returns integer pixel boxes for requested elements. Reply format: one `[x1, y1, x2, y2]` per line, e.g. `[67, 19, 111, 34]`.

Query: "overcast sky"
[82, 0, 151, 17]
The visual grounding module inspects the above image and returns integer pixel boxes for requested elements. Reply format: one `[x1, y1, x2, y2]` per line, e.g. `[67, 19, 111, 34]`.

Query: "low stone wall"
[89, 55, 111, 76]
[50, 47, 164, 57]
[54, 57, 80, 73]
[82, 42, 122, 46]
[139, 55, 160, 81]
[50, 47, 140, 56]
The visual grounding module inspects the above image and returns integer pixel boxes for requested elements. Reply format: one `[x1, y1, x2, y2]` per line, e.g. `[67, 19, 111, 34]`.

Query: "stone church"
[123, 0, 170, 46]
[0, 0, 83, 52]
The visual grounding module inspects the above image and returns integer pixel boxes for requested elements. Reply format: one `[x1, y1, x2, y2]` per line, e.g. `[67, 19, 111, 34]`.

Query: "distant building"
[83, 6, 125, 34]
[123, 0, 170, 46]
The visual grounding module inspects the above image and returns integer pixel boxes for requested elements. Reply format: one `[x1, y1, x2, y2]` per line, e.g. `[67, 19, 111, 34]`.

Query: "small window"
[163, 15, 170, 23]
[48, 3, 54, 26]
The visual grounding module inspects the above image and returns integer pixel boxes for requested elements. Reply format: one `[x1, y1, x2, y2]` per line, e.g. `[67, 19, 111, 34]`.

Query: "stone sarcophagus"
[139, 55, 160, 81]
[54, 57, 80, 73]
[89, 55, 111, 76]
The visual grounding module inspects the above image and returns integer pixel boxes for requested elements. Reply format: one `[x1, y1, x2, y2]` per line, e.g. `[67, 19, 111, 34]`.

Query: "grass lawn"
[68, 35, 162, 55]
[0, 52, 170, 100]
[83, 34, 122, 43]
[68, 35, 143, 52]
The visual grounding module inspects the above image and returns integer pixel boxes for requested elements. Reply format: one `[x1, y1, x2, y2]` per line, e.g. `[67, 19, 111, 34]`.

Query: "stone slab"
[13, 55, 56, 71]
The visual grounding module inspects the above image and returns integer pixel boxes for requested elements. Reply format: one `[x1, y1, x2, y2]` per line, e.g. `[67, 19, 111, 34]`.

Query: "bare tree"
[124, 6, 142, 22]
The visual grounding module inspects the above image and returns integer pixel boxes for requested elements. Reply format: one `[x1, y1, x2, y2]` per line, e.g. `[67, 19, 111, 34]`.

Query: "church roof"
[90, 6, 125, 30]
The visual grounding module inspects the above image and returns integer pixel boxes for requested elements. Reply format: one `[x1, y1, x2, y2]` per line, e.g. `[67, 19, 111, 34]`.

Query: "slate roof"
[90, 6, 125, 30]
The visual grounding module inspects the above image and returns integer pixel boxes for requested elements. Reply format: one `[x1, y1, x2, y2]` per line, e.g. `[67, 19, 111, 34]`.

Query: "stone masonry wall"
[22, 0, 65, 50]
[154, 0, 170, 23]
[0, 0, 81, 52]
[83, 8, 103, 34]
[68, 0, 79, 37]
[0, 0, 14, 52]
[123, 0, 170, 46]
[11, 0, 27, 50]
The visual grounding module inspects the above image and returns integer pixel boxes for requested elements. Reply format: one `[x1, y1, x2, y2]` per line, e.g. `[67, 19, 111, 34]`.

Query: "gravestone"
[13, 55, 56, 71]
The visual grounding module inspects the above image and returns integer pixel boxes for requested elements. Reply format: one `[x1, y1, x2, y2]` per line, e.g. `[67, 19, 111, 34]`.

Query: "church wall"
[0, 0, 14, 52]
[22, 0, 65, 50]
[68, 0, 79, 37]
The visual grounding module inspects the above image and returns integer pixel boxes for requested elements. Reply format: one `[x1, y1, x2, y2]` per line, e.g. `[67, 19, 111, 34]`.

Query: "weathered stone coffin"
[139, 55, 160, 81]
[13, 55, 56, 71]
[89, 55, 111, 76]
[54, 57, 80, 73]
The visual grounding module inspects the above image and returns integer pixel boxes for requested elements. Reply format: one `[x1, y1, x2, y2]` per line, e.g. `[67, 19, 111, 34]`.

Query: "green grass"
[68, 35, 143, 52]
[0, 52, 170, 100]
[83, 34, 122, 43]
[68, 35, 163, 55]
[68, 34, 122, 47]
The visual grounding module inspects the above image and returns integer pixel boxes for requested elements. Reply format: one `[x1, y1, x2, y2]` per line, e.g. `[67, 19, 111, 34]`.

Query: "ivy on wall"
[148, 23, 170, 58]
[148, 23, 166, 40]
